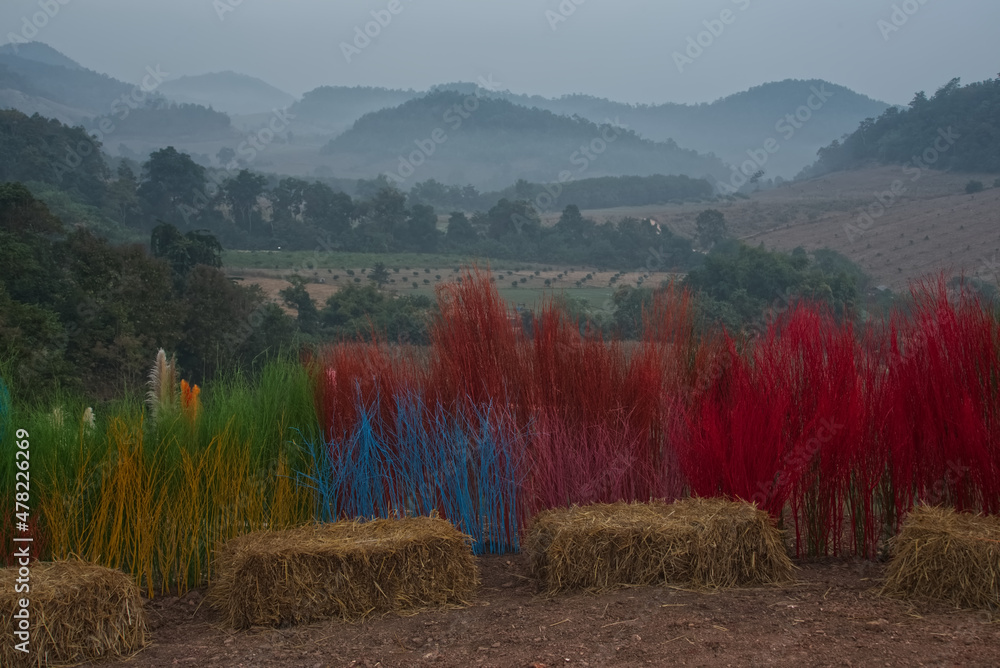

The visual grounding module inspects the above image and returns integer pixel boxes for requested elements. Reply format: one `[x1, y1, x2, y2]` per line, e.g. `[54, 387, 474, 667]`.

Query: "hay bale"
[525, 498, 794, 594]
[209, 516, 479, 628]
[0, 560, 147, 667]
[883, 506, 1000, 609]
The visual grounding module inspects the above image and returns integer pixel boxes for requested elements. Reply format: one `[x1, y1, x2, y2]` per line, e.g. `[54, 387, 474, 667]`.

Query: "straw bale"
[0, 560, 147, 667]
[525, 498, 794, 594]
[209, 515, 479, 628]
[883, 506, 1000, 610]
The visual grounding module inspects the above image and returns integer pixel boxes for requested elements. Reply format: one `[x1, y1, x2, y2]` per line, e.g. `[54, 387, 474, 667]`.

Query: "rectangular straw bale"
[525, 498, 794, 594]
[883, 506, 1000, 610]
[0, 560, 147, 667]
[209, 516, 479, 628]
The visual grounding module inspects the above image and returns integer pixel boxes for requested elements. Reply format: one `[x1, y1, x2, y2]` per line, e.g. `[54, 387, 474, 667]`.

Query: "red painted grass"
[672, 303, 869, 556]
[428, 269, 532, 419]
[303, 270, 1000, 558]
[882, 278, 1000, 525]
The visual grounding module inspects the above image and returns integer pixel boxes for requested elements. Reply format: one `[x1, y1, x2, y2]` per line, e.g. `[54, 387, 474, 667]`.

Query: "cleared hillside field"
[573, 166, 999, 291]
[744, 169, 1000, 290]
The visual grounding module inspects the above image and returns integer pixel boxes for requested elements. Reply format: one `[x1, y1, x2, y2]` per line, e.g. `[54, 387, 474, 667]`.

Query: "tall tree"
[105, 162, 142, 227]
[695, 209, 727, 250]
[151, 222, 223, 281]
[368, 261, 391, 288]
[138, 147, 208, 227]
[446, 211, 477, 245]
[222, 169, 268, 234]
[303, 182, 354, 235]
[405, 203, 440, 252]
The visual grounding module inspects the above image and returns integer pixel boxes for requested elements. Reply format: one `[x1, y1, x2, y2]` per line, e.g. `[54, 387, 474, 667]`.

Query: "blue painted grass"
[297, 388, 524, 554]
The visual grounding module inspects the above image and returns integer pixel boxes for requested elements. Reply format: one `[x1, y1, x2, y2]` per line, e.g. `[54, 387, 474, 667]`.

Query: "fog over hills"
[158, 72, 296, 116]
[321, 90, 731, 189]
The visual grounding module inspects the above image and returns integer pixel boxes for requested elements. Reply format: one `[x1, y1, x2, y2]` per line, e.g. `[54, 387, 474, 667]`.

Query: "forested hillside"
[802, 76, 1000, 177]
[323, 91, 729, 189]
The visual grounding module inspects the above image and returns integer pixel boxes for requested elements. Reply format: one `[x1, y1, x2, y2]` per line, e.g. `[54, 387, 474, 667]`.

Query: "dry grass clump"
[883, 506, 1000, 610]
[209, 516, 479, 628]
[0, 560, 147, 667]
[525, 498, 794, 594]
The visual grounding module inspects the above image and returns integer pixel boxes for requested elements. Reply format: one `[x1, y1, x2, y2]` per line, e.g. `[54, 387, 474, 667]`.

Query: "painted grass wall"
[1, 270, 998, 595]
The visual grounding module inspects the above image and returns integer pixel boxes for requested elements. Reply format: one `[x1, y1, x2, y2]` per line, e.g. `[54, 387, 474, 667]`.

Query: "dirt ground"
[93, 555, 998, 668]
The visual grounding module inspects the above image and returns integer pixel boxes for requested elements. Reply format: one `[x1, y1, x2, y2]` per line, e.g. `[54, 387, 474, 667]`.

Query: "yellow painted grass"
[40, 417, 312, 596]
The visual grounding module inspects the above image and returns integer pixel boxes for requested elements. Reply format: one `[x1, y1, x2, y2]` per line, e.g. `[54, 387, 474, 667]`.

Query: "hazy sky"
[2, 0, 997, 105]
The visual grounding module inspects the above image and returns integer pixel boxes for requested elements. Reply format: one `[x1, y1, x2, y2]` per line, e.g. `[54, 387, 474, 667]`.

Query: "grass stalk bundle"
[883, 505, 1000, 610]
[0, 560, 147, 667]
[525, 498, 793, 594]
[209, 516, 479, 628]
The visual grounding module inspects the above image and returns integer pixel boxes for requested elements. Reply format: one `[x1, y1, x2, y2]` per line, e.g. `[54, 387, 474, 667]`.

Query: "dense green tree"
[150, 222, 223, 281]
[609, 285, 655, 339]
[0, 283, 72, 397]
[60, 229, 186, 392]
[222, 169, 268, 234]
[485, 198, 540, 240]
[554, 205, 590, 241]
[368, 262, 391, 288]
[280, 276, 320, 335]
[695, 209, 727, 250]
[105, 162, 142, 227]
[405, 204, 441, 251]
[180, 265, 269, 381]
[271, 177, 310, 221]
[318, 283, 432, 344]
[138, 147, 209, 227]
[303, 182, 354, 236]
[355, 187, 407, 251]
[0, 183, 66, 308]
[0, 110, 109, 207]
[684, 241, 860, 333]
[446, 211, 477, 245]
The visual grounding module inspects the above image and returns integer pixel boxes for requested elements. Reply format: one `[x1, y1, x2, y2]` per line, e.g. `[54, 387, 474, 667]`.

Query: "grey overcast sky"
[1, 0, 996, 105]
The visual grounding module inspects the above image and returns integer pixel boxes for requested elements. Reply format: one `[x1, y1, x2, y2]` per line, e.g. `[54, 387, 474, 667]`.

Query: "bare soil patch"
[90, 556, 999, 667]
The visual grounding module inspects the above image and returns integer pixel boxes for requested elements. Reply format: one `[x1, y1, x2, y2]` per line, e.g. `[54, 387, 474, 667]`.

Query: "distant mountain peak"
[158, 72, 295, 115]
[0, 41, 82, 70]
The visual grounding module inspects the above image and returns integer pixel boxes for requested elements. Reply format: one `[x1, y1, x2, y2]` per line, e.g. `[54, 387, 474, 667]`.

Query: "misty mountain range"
[0, 41, 890, 188]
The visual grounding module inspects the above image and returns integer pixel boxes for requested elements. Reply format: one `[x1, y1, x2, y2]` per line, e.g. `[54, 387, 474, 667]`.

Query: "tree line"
[802, 75, 1000, 177]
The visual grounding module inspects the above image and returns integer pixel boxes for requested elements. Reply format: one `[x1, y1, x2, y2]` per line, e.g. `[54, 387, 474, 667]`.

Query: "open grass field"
[229, 262, 675, 312]
[223, 249, 513, 272]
